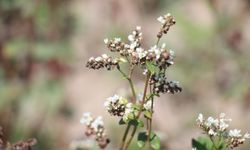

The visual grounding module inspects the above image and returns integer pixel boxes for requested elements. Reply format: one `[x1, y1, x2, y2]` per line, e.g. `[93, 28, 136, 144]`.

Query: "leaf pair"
[137, 132, 161, 150]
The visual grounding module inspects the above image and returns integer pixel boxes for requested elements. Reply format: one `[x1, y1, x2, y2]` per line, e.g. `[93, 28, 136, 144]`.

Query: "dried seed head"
[86, 54, 118, 70]
[157, 13, 176, 39]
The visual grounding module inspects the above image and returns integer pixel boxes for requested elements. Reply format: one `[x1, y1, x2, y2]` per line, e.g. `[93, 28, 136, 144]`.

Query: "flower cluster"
[157, 13, 176, 39]
[196, 113, 250, 149]
[104, 95, 136, 122]
[86, 14, 177, 71]
[150, 73, 182, 95]
[80, 113, 110, 149]
[104, 95, 127, 117]
[86, 54, 118, 70]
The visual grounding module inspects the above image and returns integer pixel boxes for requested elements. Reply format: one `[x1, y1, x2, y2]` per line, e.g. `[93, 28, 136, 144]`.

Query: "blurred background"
[0, 0, 250, 149]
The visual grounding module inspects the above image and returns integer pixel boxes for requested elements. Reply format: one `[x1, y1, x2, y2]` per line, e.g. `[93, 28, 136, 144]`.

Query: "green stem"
[117, 65, 137, 150]
[209, 136, 218, 150]
[156, 37, 160, 46]
[123, 73, 151, 149]
[147, 84, 154, 150]
[117, 65, 136, 102]
[119, 124, 131, 150]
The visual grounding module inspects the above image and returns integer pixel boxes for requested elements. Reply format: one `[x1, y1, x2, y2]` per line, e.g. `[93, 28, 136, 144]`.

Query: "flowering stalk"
[83, 13, 181, 150]
[123, 73, 151, 150]
[193, 113, 250, 150]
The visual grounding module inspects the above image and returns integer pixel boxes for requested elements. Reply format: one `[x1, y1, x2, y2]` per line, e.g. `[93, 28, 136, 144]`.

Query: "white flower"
[95, 57, 102, 61]
[102, 54, 108, 59]
[104, 38, 109, 44]
[165, 13, 171, 17]
[244, 133, 250, 139]
[229, 129, 242, 138]
[169, 50, 175, 57]
[149, 45, 161, 59]
[107, 94, 120, 103]
[128, 34, 134, 42]
[92, 116, 104, 132]
[205, 117, 219, 127]
[143, 69, 148, 75]
[80, 112, 93, 125]
[219, 121, 229, 131]
[136, 26, 141, 31]
[208, 129, 217, 136]
[89, 57, 94, 61]
[197, 113, 203, 123]
[130, 42, 137, 49]
[104, 94, 121, 110]
[123, 103, 133, 120]
[157, 16, 166, 24]
[144, 100, 152, 110]
[114, 38, 121, 43]
[136, 48, 147, 59]
[220, 113, 226, 118]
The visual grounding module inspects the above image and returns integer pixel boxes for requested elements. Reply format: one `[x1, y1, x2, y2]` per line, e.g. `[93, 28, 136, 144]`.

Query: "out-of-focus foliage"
[0, 0, 74, 149]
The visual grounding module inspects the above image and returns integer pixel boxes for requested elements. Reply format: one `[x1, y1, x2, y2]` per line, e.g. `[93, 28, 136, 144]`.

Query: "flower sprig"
[82, 13, 181, 150]
[80, 113, 110, 149]
[193, 113, 250, 150]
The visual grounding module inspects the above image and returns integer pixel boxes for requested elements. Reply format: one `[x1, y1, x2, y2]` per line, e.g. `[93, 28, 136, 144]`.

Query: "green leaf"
[119, 118, 126, 125]
[128, 119, 144, 127]
[192, 138, 207, 150]
[137, 132, 147, 148]
[132, 103, 141, 110]
[192, 137, 213, 150]
[150, 133, 161, 150]
[146, 61, 157, 74]
[144, 110, 152, 119]
[137, 120, 144, 127]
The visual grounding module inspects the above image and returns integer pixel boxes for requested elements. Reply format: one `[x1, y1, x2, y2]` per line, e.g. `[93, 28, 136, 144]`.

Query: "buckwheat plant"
[192, 113, 250, 150]
[82, 13, 182, 150]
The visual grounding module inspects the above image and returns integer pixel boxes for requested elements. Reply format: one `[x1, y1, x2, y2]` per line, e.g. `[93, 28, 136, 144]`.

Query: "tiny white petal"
[244, 133, 250, 139]
[161, 43, 166, 49]
[197, 113, 203, 123]
[128, 35, 134, 42]
[104, 38, 109, 44]
[136, 26, 141, 30]
[102, 54, 108, 59]
[95, 57, 102, 61]
[229, 129, 242, 138]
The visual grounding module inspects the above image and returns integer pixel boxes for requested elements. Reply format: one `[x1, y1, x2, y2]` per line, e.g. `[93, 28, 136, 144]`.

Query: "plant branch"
[123, 73, 151, 149]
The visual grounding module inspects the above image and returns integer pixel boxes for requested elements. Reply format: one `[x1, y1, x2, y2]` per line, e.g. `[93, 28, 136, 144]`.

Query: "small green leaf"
[128, 119, 138, 126]
[137, 132, 147, 148]
[137, 120, 144, 127]
[146, 61, 157, 74]
[150, 133, 160, 150]
[128, 119, 144, 127]
[119, 118, 126, 125]
[192, 138, 207, 150]
[192, 137, 213, 150]
[144, 110, 152, 119]
[132, 104, 141, 110]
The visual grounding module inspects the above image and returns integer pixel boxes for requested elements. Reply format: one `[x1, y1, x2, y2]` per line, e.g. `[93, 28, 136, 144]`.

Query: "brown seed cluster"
[86, 54, 118, 70]
[157, 13, 176, 39]
[229, 138, 245, 149]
